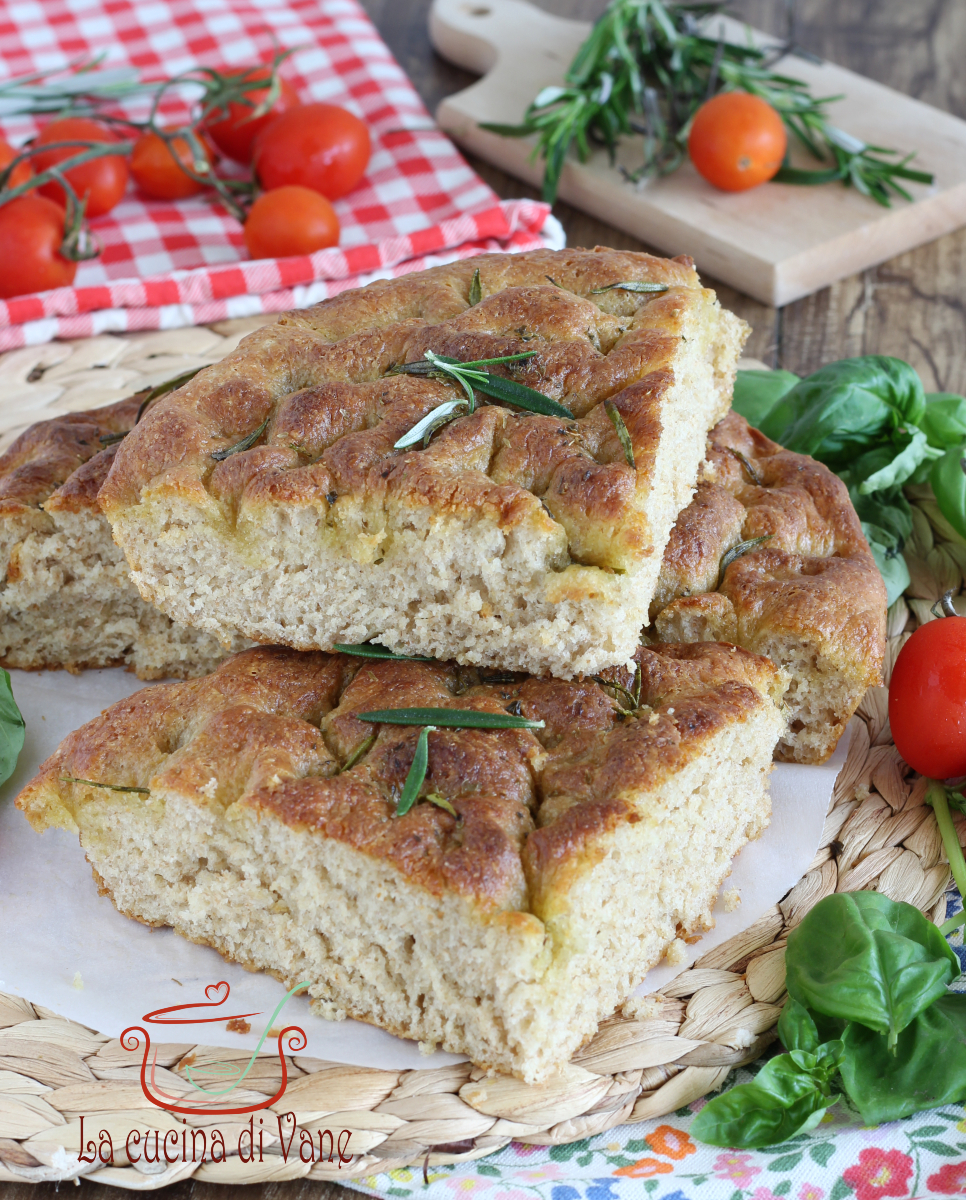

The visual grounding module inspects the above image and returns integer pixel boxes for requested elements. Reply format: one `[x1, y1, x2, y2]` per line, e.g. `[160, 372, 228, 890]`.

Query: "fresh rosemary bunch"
[483, 0, 932, 207]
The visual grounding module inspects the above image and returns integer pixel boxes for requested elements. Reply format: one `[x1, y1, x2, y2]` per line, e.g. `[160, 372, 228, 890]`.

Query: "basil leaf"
[785, 892, 959, 1048]
[0, 669, 25, 785]
[690, 1054, 834, 1149]
[778, 998, 820, 1053]
[855, 427, 942, 494]
[839, 995, 966, 1124]
[732, 368, 800, 429]
[851, 487, 914, 548]
[759, 356, 925, 470]
[930, 443, 966, 541]
[356, 707, 545, 730]
[864, 532, 912, 606]
[922, 394, 966, 449]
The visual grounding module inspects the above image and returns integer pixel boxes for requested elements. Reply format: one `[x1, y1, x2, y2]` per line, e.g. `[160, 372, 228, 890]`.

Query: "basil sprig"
[392, 350, 572, 450]
[733, 356, 966, 605]
[692, 892, 966, 1147]
[0, 669, 24, 786]
[356, 706, 544, 818]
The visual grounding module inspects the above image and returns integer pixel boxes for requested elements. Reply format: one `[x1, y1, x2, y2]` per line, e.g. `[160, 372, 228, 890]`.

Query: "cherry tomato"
[33, 117, 128, 217]
[130, 128, 213, 200]
[889, 613, 966, 778]
[253, 103, 371, 201]
[688, 92, 787, 193]
[244, 186, 340, 259]
[203, 68, 300, 165]
[0, 195, 77, 298]
[0, 138, 32, 189]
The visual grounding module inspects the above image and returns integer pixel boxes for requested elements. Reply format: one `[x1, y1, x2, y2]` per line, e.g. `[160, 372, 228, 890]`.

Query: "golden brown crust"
[0, 396, 141, 515]
[651, 411, 886, 763]
[100, 248, 731, 577]
[654, 412, 886, 714]
[19, 642, 781, 914]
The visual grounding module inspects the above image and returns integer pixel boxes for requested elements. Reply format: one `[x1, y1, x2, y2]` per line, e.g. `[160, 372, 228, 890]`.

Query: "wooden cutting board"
[429, 0, 966, 306]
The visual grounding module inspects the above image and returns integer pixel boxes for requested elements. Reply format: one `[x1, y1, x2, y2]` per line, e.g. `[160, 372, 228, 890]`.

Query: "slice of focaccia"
[651, 410, 886, 763]
[0, 397, 249, 678]
[99, 248, 748, 678]
[18, 642, 785, 1083]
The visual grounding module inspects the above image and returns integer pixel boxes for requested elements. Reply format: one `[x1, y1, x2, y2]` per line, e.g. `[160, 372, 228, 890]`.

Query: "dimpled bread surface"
[18, 642, 785, 1082]
[650, 411, 886, 762]
[99, 247, 748, 678]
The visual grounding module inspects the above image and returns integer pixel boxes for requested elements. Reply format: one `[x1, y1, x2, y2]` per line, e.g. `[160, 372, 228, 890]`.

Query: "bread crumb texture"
[0, 396, 249, 678]
[18, 641, 785, 1082]
[100, 248, 747, 678]
[650, 410, 886, 762]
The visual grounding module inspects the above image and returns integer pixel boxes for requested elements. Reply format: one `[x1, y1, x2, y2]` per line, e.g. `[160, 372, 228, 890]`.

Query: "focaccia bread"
[18, 641, 785, 1082]
[0, 397, 249, 678]
[99, 248, 747, 678]
[651, 410, 886, 763]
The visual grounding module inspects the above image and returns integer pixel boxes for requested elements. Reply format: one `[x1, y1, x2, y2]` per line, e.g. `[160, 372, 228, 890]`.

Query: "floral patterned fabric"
[347, 891, 966, 1200]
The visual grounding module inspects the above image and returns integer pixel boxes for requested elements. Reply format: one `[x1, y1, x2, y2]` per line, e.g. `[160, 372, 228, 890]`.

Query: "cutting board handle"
[429, 0, 588, 79]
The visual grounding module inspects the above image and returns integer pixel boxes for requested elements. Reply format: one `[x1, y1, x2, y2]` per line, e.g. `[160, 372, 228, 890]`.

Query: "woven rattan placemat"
[0, 328, 961, 1186]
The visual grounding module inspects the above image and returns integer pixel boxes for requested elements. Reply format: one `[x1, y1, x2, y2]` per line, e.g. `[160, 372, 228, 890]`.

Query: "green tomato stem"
[928, 781, 966, 931]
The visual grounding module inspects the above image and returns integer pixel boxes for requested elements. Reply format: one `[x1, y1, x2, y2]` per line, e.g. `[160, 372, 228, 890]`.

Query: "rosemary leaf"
[472, 371, 573, 419]
[137, 366, 204, 423]
[727, 447, 763, 486]
[211, 416, 270, 462]
[333, 643, 433, 661]
[468, 268, 482, 306]
[395, 726, 432, 816]
[357, 707, 545, 730]
[391, 349, 572, 443]
[425, 791, 458, 817]
[485, 0, 932, 208]
[717, 534, 773, 589]
[591, 281, 669, 294]
[339, 731, 377, 774]
[592, 675, 639, 712]
[98, 366, 207, 447]
[60, 775, 149, 794]
[604, 399, 636, 467]
[394, 399, 468, 450]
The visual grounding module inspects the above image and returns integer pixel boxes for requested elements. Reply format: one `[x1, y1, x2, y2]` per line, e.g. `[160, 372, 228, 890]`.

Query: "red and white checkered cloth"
[0, 0, 555, 350]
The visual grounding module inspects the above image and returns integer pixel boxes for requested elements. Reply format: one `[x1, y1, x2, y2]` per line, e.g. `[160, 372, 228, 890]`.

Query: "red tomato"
[203, 68, 300, 165]
[130, 128, 213, 200]
[33, 117, 128, 217]
[0, 195, 77, 298]
[889, 614, 966, 778]
[244, 186, 340, 258]
[0, 138, 32, 189]
[688, 92, 787, 193]
[253, 103, 371, 200]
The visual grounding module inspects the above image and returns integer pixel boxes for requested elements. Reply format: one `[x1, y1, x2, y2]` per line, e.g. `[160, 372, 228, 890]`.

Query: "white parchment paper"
[0, 668, 847, 1068]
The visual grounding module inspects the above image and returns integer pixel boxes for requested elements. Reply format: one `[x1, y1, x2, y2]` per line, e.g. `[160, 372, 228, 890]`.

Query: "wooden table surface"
[11, 3, 964, 1198]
